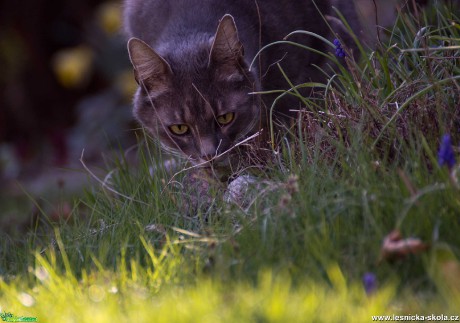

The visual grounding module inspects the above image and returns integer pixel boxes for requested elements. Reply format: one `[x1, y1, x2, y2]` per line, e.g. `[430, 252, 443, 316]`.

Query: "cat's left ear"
[209, 15, 245, 80]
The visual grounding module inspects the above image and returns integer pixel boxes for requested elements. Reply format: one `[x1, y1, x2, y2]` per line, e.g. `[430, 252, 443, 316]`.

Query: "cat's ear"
[127, 38, 172, 91]
[209, 15, 245, 81]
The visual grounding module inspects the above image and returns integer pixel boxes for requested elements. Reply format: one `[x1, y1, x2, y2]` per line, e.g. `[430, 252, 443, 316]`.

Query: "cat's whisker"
[166, 131, 262, 186]
[80, 150, 148, 205]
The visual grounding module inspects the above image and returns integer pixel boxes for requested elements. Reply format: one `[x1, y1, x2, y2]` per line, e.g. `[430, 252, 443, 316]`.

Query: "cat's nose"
[199, 138, 218, 161]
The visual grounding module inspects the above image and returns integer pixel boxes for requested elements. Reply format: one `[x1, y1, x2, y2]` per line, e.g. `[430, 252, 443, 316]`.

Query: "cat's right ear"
[127, 38, 172, 91]
[209, 15, 245, 81]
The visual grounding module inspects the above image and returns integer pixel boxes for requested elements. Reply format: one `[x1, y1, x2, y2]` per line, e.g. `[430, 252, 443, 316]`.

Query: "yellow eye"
[217, 112, 234, 125]
[169, 124, 189, 135]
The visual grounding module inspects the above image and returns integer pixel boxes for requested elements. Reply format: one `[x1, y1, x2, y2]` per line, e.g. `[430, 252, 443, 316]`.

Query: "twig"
[372, 0, 382, 45]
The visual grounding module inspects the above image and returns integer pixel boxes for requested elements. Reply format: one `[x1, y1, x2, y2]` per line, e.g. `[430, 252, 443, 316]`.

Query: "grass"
[1, 3, 460, 322]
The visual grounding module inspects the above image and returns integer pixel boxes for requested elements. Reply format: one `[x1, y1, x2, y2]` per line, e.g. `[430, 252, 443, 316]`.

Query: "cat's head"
[127, 15, 260, 167]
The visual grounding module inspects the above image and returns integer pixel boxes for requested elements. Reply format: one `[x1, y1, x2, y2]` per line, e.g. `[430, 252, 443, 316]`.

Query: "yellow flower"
[52, 45, 94, 88]
[98, 2, 122, 35]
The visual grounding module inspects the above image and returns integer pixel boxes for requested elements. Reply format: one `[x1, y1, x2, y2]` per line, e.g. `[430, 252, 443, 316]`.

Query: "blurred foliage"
[0, 0, 135, 181]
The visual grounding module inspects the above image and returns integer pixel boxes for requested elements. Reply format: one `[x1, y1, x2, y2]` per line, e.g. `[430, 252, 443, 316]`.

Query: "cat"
[123, 0, 360, 171]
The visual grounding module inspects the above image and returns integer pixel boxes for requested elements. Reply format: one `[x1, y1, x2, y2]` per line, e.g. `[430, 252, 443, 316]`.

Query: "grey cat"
[124, 0, 359, 169]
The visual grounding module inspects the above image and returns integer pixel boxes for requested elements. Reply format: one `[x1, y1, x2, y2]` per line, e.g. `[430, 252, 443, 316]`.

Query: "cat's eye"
[169, 124, 189, 135]
[217, 112, 235, 125]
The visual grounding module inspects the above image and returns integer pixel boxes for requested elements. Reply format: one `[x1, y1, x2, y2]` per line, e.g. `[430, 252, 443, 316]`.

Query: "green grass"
[1, 3, 460, 322]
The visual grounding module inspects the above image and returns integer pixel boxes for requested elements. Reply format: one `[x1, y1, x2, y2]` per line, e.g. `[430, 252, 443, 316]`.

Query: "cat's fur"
[124, 0, 359, 168]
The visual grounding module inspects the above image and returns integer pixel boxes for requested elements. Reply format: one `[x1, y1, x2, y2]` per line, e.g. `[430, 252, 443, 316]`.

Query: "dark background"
[0, 0, 135, 182]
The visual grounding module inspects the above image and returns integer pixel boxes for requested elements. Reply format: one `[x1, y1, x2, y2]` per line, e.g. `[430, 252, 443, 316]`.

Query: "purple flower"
[363, 272, 377, 295]
[334, 38, 346, 58]
[438, 134, 456, 169]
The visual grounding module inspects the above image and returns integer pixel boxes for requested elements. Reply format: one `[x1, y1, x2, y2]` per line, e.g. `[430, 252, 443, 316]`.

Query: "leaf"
[379, 230, 429, 262]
